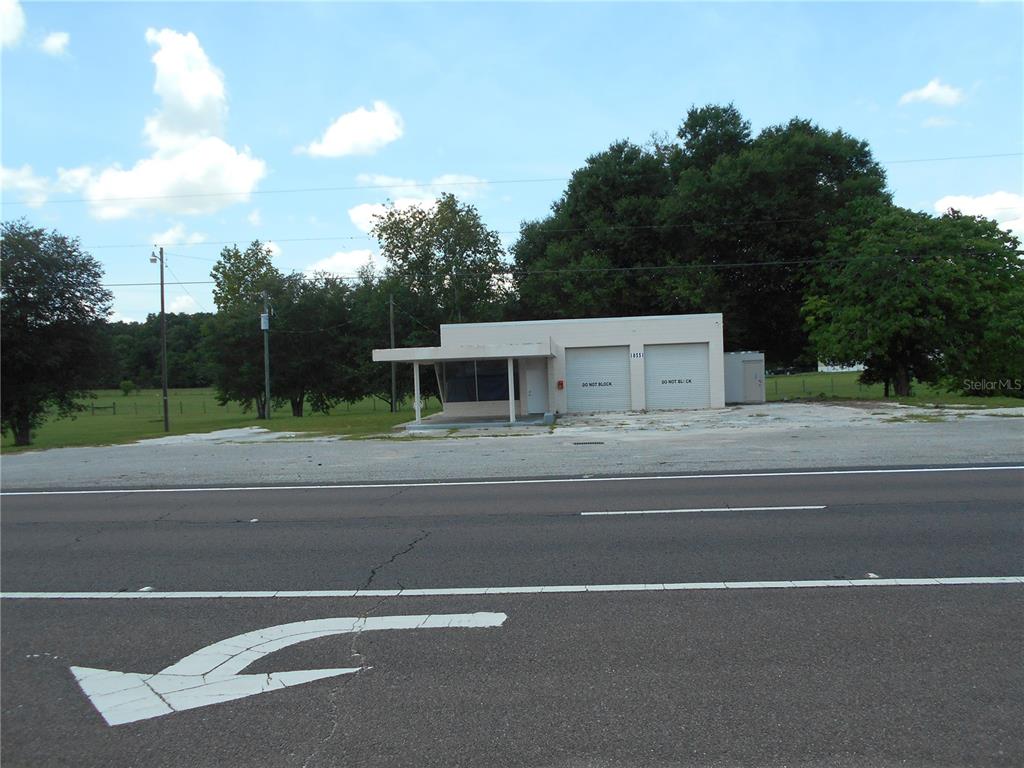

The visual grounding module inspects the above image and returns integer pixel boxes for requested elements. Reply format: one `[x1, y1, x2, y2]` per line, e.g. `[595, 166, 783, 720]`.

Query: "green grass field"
[765, 371, 1023, 408]
[1, 389, 441, 453]
[3, 373, 1019, 453]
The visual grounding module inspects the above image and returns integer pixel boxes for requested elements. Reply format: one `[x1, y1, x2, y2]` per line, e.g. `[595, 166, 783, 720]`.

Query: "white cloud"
[265, 240, 281, 257]
[0, 164, 48, 206]
[921, 116, 955, 129]
[247, 208, 261, 226]
[55, 165, 92, 192]
[168, 295, 200, 313]
[429, 173, 488, 197]
[355, 172, 487, 200]
[151, 223, 206, 246]
[303, 249, 378, 277]
[347, 197, 435, 234]
[299, 101, 403, 157]
[1, 0, 25, 48]
[78, 28, 265, 219]
[346, 172, 485, 233]
[109, 310, 138, 324]
[933, 191, 1024, 237]
[40, 31, 69, 56]
[899, 78, 964, 107]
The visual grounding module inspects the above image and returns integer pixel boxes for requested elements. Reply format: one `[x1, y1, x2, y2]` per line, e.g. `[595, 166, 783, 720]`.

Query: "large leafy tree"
[203, 302, 271, 416]
[665, 116, 889, 363]
[372, 193, 509, 333]
[513, 140, 675, 320]
[347, 269, 418, 409]
[205, 240, 282, 417]
[1, 220, 113, 445]
[210, 240, 281, 311]
[803, 203, 1023, 396]
[512, 105, 890, 365]
[206, 241, 364, 417]
[270, 272, 358, 416]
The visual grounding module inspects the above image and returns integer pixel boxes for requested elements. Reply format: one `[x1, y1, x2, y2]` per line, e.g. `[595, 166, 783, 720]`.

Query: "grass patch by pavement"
[767, 371, 1022, 408]
[1, 388, 441, 453]
[882, 413, 948, 424]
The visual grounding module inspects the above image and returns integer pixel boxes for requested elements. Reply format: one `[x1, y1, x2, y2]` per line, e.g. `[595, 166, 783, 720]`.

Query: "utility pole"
[150, 247, 170, 432]
[389, 293, 396, 413]
[261, 292, 271, 419]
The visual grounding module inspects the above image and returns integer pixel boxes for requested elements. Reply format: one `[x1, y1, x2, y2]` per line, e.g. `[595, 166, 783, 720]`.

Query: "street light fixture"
[151, 247, 170, 432]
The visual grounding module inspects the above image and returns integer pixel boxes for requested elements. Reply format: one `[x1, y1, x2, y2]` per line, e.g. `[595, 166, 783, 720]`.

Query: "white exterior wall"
[440, 314, 725, 414]
[724, 351, 766, 404]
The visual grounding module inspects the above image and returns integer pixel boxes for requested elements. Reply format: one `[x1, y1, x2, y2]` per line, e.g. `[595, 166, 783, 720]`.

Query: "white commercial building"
[373, 313, 727, 423]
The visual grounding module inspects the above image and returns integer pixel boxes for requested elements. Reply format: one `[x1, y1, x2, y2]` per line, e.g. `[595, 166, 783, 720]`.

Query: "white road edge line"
[2, 465, 1022, 497]
[2, 576, 1021, 599]
[581, 505, 827, 516]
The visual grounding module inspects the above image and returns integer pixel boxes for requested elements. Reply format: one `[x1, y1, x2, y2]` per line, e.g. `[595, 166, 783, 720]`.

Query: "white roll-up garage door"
[644, 343, 710, 410]
[566, 346, 631, 413]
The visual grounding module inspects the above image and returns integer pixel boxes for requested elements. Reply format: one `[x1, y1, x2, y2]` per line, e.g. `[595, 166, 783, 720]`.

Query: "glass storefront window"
[443, 360, 520, 402]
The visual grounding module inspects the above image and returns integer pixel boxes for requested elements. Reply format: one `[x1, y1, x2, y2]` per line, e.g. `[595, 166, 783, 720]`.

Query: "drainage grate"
[572, 441, 605, 446]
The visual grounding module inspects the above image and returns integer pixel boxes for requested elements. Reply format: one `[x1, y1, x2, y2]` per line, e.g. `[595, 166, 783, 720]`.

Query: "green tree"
[512, 106, 890, 365]
[210, 240, 281, 311]
[1, 220, 112, 445]
[270, 272, 358, 416]
[661, 115, 889, 364]
[203, 302, 271, 416]
[372, 193, 509, 332]
[347, 268, 419, 409]
[803, 204, 1023, 396]
[95, 313, 215, 389]
[673, 102, 752, 175]
[205, 240, 282, 417]
[512, 140, 675, 320]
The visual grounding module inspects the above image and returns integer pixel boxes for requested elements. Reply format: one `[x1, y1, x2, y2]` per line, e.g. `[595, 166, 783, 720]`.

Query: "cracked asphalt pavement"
[2, 466, 1023, 766]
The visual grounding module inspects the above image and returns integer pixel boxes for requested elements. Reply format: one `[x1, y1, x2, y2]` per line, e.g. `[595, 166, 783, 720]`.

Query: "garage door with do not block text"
[566, 346, 631, 412]
[644, 343, 710, 410]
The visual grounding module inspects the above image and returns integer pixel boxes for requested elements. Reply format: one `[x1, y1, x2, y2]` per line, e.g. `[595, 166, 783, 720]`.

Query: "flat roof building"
[373, 313, 727, 423]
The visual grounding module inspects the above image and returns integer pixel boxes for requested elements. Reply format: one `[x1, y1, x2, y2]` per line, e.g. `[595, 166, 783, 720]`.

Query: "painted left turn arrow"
[70, 612, 507, 726]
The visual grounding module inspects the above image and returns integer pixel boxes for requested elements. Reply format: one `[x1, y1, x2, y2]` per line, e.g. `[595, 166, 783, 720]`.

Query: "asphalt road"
[2, 465, 1022, 767]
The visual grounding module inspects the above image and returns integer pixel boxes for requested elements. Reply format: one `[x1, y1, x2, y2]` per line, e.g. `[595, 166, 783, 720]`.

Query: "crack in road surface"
[360, 530, 431, 592]
[302, 529, 431, 768]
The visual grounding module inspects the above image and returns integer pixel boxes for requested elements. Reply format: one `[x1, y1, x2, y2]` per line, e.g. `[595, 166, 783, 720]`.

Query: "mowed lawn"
[1, 389, 441, 453]
[766, 371, 1022, 407]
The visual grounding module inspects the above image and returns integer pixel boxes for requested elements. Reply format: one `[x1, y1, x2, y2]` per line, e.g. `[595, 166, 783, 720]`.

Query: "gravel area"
[2, 402, 1022, 490]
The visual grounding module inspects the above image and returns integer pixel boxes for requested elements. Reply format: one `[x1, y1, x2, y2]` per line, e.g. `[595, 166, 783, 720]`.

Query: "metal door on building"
[743, 359, 764, 403]
[525, 358, 549, 414]
[565, 346, 631, 412]
[643, 343, 710, 410]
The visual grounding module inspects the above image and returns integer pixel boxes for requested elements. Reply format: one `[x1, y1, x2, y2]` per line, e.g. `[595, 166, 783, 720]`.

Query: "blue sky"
[2, 1, 1022, 321]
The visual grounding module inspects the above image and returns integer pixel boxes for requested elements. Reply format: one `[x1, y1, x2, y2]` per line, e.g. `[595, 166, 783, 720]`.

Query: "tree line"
[3, 104, 1022, 444]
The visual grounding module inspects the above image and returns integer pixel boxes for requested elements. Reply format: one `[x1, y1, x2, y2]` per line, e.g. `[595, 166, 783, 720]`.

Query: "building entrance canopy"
[372, 340, 554, 423]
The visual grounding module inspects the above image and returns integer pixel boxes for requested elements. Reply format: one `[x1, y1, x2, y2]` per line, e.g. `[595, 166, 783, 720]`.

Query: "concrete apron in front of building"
[401, 412, 555, 432]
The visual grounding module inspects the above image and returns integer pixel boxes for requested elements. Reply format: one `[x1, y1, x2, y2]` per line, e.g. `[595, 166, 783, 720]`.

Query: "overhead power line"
[85, 204, 1024, 252]
[99, 248, 1017, 290]
[6, 152, 1021, 209]
[164, 261, 210, 314]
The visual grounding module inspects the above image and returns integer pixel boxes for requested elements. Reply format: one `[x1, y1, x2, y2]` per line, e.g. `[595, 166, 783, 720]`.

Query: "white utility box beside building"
[373, 313, 727, 422]
[724, 351, 766, 404]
